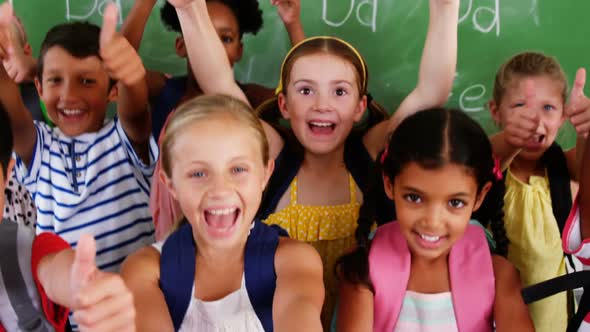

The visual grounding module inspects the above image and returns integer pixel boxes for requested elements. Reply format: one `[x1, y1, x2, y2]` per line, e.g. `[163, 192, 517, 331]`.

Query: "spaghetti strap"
[348, 174, 357, 203]
[289, 177, 298, 206]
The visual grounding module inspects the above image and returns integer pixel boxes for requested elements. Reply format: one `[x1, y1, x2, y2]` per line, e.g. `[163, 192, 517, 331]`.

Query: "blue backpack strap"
[344, 134, 395, 225]
[151, 76, 187, 139]
[244, 221, 288, 332]
[159, 222, 195, 331]
[256, 136, 303, 221]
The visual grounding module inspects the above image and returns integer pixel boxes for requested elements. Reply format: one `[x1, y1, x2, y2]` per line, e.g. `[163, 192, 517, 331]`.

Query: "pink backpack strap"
[369, 222, 410, 331]
[369, 223, 495, 332]
[449, 225, 495, 332]
[149, 110, 183, 241]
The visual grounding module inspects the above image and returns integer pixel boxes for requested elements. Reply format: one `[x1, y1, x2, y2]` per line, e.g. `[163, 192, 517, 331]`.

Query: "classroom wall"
[13, 0, 590, 148]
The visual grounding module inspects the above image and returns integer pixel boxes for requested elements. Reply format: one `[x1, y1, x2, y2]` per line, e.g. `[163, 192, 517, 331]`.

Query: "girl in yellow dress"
[489, 52, 590, 332]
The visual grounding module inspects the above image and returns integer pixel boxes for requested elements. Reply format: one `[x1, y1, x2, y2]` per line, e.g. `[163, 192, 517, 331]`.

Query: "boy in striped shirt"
[0, 3, 156, 273]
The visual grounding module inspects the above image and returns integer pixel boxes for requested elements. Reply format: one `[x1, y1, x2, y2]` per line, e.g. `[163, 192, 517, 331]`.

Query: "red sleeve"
[30, 233, 71, 332]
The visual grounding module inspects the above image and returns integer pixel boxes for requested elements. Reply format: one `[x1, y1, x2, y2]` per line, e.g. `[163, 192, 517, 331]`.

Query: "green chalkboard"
[12, 0, 590, 148]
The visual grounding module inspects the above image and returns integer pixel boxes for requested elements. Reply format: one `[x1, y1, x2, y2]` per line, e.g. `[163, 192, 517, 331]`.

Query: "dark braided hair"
[336, 108, 509, 288]
[161, 0, 263, 37]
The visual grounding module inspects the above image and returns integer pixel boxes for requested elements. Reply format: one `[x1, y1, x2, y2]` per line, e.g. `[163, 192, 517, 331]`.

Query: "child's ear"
[277, 93, 290, 120]
[473, 181, 493, 212]
[489, 100, 501, 126]
[108, 83, 118, 102]
[23, 42, 32, 56]
[354, 94, 368, 122]
[383, 174, 394, 200]
[175, 36, 187, 58]
[160, 169, 178, 200]
[34, 76, 43, 97]
[262, 159, 275, 189]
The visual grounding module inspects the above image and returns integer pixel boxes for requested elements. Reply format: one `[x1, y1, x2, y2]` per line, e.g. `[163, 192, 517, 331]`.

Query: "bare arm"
[364, 0, 459, 157]
[492, 255, 534, 332]
[336, 280, 374, 331]
[121, 247, 175, 332]
[101, 4, 152, 163]
[273, 238, 324, 332]
[272, 0, 305, 45]
[581, 136, 590, 239]
[121, 0, 168, 98]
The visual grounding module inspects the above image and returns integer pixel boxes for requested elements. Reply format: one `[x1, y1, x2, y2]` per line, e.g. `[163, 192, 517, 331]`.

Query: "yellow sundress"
[504, 169, 568, 332]
[264, 174, 360, 329]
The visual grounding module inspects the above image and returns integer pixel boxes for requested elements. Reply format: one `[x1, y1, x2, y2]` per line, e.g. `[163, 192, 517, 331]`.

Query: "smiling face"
[163, 114, 272, 250]
[35, 46, 113, 137]
[278, 53, 366, 155]
[491, 75, 565, 160]
[385, 162, 488, 262]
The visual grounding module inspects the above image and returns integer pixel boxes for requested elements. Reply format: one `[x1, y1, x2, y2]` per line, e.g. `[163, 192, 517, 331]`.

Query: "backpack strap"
[159, 222, 195, 331]
[151, 76, 187, 139]
[244, 221, 288, 332]
[521, 270, 590, 332]
[0, 220, 51, 332]
[344, 134, 395, 225]
[256, 134, 303, 221]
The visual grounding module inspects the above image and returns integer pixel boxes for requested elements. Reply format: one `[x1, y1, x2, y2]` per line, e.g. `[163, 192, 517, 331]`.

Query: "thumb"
[71, 234, 97, 294]
[569, 68, 587, 106]
[0, 2, 13, 55]
[523, 79, 536, 107]
[100, 2, 118, 49]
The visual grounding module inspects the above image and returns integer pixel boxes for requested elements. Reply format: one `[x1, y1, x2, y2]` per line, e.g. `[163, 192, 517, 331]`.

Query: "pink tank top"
[369, 222, 495, 332]
[150, 110, 183, 240]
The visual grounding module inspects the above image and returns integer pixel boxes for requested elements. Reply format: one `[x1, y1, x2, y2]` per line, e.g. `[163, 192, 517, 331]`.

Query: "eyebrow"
[292, 79, 354, 86]
[401, 186, 471, 198]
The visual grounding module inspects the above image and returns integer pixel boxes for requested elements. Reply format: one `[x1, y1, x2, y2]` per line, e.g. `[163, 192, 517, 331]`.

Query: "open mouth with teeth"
[58, 108, 87, 121]
[413, 231, 447, 249]
[525, 134, 546, 150]
[203, 207, 241, 238]
[308, 120, 336, 135]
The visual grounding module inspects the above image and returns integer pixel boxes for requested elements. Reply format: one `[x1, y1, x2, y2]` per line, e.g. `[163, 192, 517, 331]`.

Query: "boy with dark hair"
[0, 1, 156, 276]
[0, 99, 136, 332]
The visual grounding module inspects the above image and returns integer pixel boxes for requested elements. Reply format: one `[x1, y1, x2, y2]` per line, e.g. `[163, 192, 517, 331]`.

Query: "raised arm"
[100, 4, 152, 163]
[364, 0, 459, 157]
[121, 0, 168, 98]
[272, 0, 305, 45]
[121, 246, 175, 332]
[169, 0, 284, 159]
[169, 0, 248, 103]
[273, 238, 324, 332]
[0, 3, 35, 165]
[565, 68, 590, 182]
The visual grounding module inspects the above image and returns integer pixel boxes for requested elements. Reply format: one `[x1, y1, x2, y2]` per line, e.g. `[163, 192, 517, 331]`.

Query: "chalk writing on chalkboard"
[322, 0, 378, 32]
[66, 0, 122, 24]
[459, 0, 500, 36]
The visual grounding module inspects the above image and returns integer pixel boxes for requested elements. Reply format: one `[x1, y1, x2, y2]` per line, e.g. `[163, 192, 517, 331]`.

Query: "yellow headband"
[275, 36, 368, 96]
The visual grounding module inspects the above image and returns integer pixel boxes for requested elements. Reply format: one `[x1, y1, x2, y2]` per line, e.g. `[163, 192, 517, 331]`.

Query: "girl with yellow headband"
[168, 0, 459, 328]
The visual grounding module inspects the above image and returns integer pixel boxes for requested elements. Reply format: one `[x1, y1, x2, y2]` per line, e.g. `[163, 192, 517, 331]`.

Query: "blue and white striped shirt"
[14, 120, 157, 272]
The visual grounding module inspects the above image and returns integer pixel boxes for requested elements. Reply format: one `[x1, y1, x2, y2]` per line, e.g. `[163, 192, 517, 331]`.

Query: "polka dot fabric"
[3, 170, 36, 230]
[263, 174, 360, 329]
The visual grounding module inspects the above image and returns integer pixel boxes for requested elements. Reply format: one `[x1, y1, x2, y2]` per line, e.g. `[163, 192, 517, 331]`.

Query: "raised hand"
[271, 0, 301, 26]
[99, 3, 145, 87]
[503, 79, 542, 149]
[70, 235, 136, 332]
[566, 68, 590, 138]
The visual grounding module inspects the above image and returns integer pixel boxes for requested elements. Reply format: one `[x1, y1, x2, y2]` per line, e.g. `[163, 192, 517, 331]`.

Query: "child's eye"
[46, 77, 62, 84]
[232, 166, 248, 174]
[190, 171, 206, 178]
[335, 88, 348, 96]
[81, 78, 96, 85]
[448, 199, 465, 209]
[298, 87, 313, 95]
[221, 36, 234, 44]
[543, 104, 556, 111]
[513, 102, 525, 108]
[403, 193, 422, 203]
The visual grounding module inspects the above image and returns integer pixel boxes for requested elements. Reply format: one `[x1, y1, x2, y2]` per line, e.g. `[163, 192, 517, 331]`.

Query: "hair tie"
[380, 147, 389, 164]
[493, 157, 503, 181]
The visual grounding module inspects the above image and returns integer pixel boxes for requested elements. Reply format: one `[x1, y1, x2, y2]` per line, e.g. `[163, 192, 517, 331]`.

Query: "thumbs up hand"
[99, 2, 145, 87]
[70, 235, 136, 332]
[566, 68, 590, 139]
[502, 79, 542, 149]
